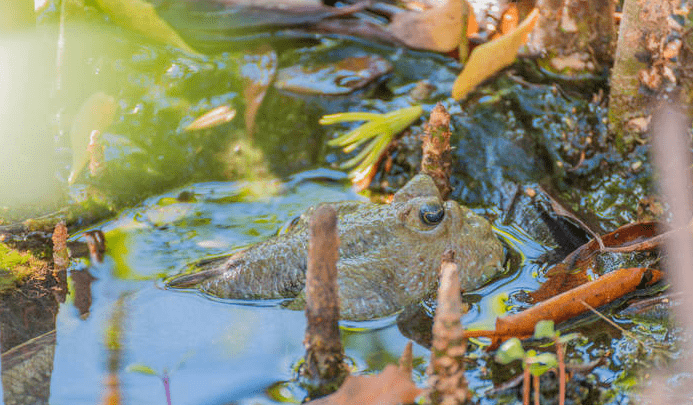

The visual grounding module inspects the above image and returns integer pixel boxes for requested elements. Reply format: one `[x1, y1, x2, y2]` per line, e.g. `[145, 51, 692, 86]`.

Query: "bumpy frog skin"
[168, 174, 504, 320]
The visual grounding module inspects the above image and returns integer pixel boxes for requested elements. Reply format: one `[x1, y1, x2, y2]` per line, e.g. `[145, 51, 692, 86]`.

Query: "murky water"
[41, 170, 540, 404]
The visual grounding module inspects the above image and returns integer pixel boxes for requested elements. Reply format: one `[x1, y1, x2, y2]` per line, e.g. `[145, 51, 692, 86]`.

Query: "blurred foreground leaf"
[306, 364, 422, 405]
[452, 8, 539, 101]
[95, 0, 196, 53]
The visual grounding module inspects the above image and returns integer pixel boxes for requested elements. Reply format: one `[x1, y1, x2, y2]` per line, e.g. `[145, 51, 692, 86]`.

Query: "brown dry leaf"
[306, 364, 422, 405]
[466, 0, 478, 37]
[452, 8, 539, 100]
[464, 267, 663, 347]
[387, 0, 464, 52]
[496, 267, 663, 340]
[494, 3, 519, 38]
[184, 105, 236, 131]
[530, 221, 660, 302]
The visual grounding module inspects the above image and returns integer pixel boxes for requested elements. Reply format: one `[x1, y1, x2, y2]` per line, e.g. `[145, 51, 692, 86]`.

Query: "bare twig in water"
[421, 103, 452, 200]
[426, 250, 468, 405]
[301, 205, 347, 395]
[51, 221, 69, 303]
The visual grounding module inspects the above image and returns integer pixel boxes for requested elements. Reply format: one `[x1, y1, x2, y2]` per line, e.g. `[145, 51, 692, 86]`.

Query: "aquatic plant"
[320, 105, 423, 182]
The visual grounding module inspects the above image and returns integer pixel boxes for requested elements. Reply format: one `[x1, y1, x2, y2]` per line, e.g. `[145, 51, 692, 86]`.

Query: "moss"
[0, 242, 48, 294]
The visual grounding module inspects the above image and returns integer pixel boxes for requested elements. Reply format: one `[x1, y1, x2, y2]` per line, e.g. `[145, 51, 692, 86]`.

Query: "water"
[41, 170, 542, 404]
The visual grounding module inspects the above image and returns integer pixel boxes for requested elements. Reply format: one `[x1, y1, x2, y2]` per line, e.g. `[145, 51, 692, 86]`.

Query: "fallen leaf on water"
[496, 267, 662, 339]
[95, 0, 196, 53]
[68, 92, 116, 185]
[184, 105, 236, 131]
[452, 8, 539, 101]
[464, 267, 663, 348]
[531, 221, 660, 302]
[305, 364, 422, 405]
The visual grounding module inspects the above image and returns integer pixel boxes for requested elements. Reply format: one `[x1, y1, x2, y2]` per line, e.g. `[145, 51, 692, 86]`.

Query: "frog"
[167, 174, 504, 320]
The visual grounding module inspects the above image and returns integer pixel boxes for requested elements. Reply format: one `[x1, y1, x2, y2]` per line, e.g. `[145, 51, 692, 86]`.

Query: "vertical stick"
[523, 367, 530, 405]
[421, 103, 452, 199]
[301, 205, 347, 395]
[51, 221, 69, 303]
[557, 340, 565, 405]
[427, 250, 468, 404]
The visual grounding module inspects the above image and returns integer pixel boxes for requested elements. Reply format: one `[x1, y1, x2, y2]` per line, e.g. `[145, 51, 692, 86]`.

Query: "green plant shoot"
[320, 105, 423, 180]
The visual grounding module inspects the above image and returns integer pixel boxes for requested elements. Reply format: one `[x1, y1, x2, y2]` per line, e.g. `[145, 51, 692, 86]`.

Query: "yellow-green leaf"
[95, 0, 196, 53]
[452, 8, 539, 101]
[126, 363, 159, 376]
[68, 92, 116, 185]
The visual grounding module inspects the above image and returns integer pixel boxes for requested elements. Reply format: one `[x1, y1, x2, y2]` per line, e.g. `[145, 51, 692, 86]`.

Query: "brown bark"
[608, 0, 687, 147]
[301, 205, 347, 395]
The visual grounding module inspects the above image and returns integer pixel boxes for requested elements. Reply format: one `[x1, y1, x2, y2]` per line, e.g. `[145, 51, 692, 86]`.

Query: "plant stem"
[523, 364, 530, 405]
[163, 373, 171, 405]
[557, 341, 565, 405]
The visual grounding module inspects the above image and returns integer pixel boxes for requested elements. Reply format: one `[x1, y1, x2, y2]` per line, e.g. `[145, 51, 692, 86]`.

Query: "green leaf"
[533, 320, 556, 339]
[95, 0, 196, 53]
[319, 112, 383, 125]
[527, 353, 558, 377]
[495, 338, 525, 364]
[126, 363, 159, 376]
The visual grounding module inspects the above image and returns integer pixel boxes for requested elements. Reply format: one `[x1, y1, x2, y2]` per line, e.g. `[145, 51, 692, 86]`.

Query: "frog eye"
[419, 203, 444, 225]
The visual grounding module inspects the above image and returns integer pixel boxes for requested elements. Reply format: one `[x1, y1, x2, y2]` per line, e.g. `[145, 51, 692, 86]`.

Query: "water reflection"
[2, 174, 540, 404]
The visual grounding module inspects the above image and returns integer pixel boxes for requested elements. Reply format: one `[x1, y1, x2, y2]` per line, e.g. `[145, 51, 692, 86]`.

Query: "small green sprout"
[127, 364, 173, 405]
[495, 338, 557, 376]
[320, 105, 424, 181]
[533, 320, 580, 345]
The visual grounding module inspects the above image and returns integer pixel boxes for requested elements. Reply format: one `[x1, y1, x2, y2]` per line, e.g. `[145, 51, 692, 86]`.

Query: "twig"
[51, 221, 69, 303]
[522, 366, 530, 405]
[426, 250, 468, 404]
[420, 103, 452, 199]
[556, 339, 565, 405]
[301, 205, 347, 395]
